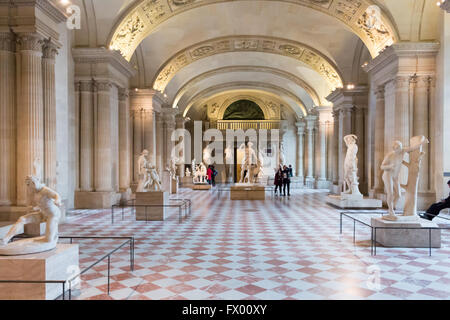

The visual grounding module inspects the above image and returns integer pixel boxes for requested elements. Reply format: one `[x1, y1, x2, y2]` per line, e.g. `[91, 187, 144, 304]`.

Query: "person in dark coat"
[420, 180, 450, 221]
[282, 165, 291, 197]
[274, 167, 283, 195]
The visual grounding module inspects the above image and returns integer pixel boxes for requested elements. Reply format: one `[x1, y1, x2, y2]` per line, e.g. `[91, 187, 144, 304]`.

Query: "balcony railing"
[214, 120, 280, 131]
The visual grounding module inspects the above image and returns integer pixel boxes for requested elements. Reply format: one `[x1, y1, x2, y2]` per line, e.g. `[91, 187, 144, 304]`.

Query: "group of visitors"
[274, 165, 293, 197]
[207, 165, 218, 186]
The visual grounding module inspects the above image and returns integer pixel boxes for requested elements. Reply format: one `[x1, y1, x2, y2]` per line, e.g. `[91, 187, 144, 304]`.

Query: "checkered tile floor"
[59, 188, 450, 300]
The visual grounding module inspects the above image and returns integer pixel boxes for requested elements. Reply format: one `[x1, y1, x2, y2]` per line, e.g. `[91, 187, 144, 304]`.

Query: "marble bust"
[0, 176, 61, 256]
[343, 135, 362, 197]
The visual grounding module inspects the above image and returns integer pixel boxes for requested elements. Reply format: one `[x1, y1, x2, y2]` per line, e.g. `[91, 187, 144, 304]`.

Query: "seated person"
[420, 180, 450, 221]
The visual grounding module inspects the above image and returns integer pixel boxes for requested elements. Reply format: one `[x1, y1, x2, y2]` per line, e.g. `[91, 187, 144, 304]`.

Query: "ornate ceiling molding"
[151, 35, 344, 93]
[108, 0, 397, 61]
[183, 81, 309, 118]
[172, 65, 323, 108]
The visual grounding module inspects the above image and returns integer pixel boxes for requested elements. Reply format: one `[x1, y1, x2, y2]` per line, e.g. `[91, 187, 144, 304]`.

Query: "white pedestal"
[193, 183, 211, 191]
[231, 185, 265, 200]
[371, 217, 441, 248]
[135, 192, 169, 221]
[0, 244, 79, 300]
[327, 194, 382, 209]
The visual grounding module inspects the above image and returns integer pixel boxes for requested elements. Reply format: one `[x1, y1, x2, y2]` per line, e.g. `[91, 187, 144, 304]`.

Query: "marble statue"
[0, 176, 61, 255]
[225, 144, 234, 182]
[203, 146, 213, 166]
[343, 135, 362, 196]
[381, 136, 429, 221]
[137, 150, 162, 192]
[238, 142, 258, 184]
[279, 141, 286, 166]
[167, 156, 178, 179]
[193, 162, 207, 184]
[185, 168, 191, 177]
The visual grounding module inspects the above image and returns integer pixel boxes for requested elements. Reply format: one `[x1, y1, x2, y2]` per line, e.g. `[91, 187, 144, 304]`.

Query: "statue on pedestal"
[203, 146, 213, 166]
[279, 141, 286, 166]
[185, 168, 191, 177]
[137, 150, 162, 192]
[238, 142, 258, 184]
[193, 162, 207, 184]
[0, 176, 61, 256]
[343, 135, 362, 197]
[381, 136, 429, 221]
[225, 144, 234, 183]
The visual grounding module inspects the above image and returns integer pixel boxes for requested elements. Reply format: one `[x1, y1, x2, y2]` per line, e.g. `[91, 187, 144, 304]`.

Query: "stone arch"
[108, 0, 398, 61]
[217, 95, 271, 120]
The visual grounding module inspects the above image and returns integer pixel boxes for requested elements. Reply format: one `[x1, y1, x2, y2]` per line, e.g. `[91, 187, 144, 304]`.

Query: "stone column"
[132, 109, 143, 182]
[354, 106, 366, 194]
[373, 86, 385, 193]
[16, 33, 44, 206]
[118, 88, 131, 192]
[144, 110, 156, 164]
[79, 81, 94, 191]
[0, 33, 16, 205]
[305, 115, 317, 185]
[162, 108, 178, 169]
[95, 81, 114, 192]
[42, 40, 58, 190]
[295, 122, 305, 184]
[331, 109, 339, 188]
[155, 113, 164, 174]
[316, 120, 328, 188]
[176, 116, 188, 177]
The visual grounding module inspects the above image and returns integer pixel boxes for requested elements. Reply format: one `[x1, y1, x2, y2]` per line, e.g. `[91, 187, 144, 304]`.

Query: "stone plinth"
[193, 184, 211, 191]
[371, 217, 441, 248]
[0, 244, 79, 300]
[180, 176, 193, 188]
[231, 185, 265, 200]
[74, 191, 121, 209]
[135, 191, 168, 221]
[170, 179, 178, 194]
[327, 194, 382, 209]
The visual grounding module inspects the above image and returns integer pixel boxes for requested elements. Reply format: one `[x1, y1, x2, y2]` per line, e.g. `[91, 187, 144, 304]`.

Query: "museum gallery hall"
[0, 0, 450, 302]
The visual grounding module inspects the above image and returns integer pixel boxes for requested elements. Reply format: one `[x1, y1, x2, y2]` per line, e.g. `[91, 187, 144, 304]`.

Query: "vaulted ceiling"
[60, 0, 442, 118]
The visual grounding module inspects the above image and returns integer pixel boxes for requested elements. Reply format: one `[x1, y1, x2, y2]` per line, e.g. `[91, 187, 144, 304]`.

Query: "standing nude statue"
[343, 135, 362, 196]
[381, 137, 429, 221]
[238, 142, 258, 184]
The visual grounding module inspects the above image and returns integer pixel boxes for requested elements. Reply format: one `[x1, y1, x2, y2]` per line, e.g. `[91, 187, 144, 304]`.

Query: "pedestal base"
[0, 244, 79, 300]
[74, 191, 121, 209]
[180, 176, 193, 188]
[135, 192, 169, 221]
[327, 194, 382, 209]
[230, 185, 265, 200]
[371, 217, 441, 248]
[170, 179, 178, 194]
[193, 184, 211, 191]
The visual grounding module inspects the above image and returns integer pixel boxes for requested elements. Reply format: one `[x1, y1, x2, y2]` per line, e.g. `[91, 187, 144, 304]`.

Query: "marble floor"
[60, 188, 450, 300]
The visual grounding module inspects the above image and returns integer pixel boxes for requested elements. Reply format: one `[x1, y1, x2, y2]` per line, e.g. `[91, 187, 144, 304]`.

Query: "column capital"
[0, 33, 15, 52]
[118, 88, 129, 101]
[16, 33, 44, 52]
[95, 80, 112, 92]
[375, 85, 385, 98]
[42, 39, 59, 60]
[78, 80, 94, 92]
[305, 115, 318, 130]
[295, 122, 306, 135]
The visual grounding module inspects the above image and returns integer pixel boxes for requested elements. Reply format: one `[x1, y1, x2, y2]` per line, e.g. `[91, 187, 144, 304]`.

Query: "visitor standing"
[282, 165, 291, 197]
[207, 165, 213, 185]
[274, 167, 283, 195]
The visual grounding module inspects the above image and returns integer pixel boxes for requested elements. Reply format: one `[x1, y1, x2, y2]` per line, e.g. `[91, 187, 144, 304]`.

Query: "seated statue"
[0, 176, 61, 256]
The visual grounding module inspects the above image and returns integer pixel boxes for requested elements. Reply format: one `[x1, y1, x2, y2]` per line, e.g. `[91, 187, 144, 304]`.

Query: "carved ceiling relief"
[109, 0, 397, 61]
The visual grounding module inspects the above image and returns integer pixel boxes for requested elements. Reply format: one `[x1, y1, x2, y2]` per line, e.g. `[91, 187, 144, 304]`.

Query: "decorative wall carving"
[153, 36, 344, 93]
[109, 0, 398, 61]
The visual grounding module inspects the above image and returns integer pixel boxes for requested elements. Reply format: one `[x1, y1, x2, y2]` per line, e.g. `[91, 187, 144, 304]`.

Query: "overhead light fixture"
[347, 84, 355, 90]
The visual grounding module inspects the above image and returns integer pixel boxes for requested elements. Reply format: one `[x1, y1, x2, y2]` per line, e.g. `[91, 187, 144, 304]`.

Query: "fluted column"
[16, 33, 44, 206]
[295, 122, 305, 184]
[373, 86, 385, 193]
[317, 120, 328, 186]
[95, 81, 113, 192]
[119, 88, 131, 192]
[144, 110, 156, 164]
[155, 113, 164, 174]
[331, 109, 339, 187]
[162, 108, 178, 169]
[42, 40, 58, 190]
[0, 33, 16, 205]
[79, 81, 94, 191]
[305, 115, 317, 184]
[354, 106, 366, 193]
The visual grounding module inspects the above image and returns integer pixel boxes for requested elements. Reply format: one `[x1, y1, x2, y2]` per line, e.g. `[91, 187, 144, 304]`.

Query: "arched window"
[223, 100, 265, 120]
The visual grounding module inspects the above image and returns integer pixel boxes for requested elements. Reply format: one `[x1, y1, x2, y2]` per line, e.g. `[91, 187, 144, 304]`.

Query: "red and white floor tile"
[59, 188, 450, 300]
